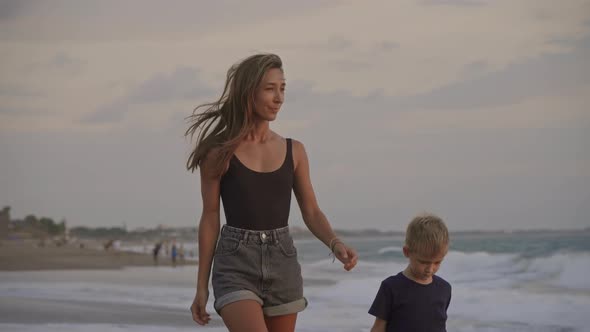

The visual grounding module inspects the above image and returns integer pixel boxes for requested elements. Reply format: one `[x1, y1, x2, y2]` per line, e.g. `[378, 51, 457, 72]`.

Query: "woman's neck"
[246, 121, 272, 143]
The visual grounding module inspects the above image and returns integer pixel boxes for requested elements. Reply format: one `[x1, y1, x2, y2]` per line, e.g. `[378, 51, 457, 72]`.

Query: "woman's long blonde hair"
[185, 53, 283, 174]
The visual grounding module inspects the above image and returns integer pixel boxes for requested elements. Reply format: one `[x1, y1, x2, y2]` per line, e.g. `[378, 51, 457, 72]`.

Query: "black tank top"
[220, 138, 293, 230]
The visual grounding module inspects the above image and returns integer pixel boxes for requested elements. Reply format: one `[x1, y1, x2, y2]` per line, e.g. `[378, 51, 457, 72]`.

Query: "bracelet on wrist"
[329, 237, 344, 253]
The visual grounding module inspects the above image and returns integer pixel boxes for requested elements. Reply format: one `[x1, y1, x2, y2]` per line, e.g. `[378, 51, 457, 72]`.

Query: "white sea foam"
[377, 246, 403, 255]
[448, 285, 590, 331]
[527, 253, 590, 290]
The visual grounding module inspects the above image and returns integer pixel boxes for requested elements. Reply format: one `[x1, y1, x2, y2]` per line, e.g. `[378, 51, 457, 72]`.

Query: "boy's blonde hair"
[405, 213, 449, 256]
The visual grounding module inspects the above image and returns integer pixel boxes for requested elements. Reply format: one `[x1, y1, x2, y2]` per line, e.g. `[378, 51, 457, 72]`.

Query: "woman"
[187, 53, 358, 332]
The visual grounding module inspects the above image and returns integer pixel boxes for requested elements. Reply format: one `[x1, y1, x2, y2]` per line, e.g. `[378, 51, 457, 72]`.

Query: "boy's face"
[403, 245, 448, 284]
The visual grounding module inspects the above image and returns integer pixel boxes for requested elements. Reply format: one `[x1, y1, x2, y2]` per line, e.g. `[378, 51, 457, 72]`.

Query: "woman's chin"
[253, 110, 279, 121]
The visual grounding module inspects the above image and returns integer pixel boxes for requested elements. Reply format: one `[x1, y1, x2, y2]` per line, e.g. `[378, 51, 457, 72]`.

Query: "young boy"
[368, 213, 451, 332]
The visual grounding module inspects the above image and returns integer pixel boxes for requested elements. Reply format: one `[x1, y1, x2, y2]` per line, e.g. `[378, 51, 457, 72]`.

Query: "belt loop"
[242, 230, 248, 244]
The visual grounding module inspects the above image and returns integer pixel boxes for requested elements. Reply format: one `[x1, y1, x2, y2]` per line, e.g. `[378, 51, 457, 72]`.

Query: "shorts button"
[261, 233, 267, 239]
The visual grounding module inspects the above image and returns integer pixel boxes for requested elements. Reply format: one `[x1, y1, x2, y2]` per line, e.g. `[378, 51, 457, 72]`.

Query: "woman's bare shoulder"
[200, 146, 222, 165]
[289, 138, 309, 170]
[200, 146, 228, 178]
[290, 138, 306, 153]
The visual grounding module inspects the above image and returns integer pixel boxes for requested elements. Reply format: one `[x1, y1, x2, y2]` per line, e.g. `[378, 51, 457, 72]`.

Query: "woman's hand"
[190, 288, 211, 325]
[333, 242, 358, 271]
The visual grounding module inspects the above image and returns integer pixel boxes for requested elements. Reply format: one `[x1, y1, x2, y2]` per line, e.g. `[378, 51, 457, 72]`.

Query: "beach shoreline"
[0, 239, 195, 271]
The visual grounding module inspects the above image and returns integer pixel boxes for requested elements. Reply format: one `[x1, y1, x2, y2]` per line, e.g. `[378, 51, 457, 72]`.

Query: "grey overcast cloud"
[1, 0, 589, 231]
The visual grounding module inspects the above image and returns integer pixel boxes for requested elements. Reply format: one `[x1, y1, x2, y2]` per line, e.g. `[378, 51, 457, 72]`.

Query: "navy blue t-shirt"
[368, 272, 451, 332]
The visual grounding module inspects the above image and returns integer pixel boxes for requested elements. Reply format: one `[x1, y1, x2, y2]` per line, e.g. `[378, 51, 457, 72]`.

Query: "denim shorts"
[212, 225, 307, 317]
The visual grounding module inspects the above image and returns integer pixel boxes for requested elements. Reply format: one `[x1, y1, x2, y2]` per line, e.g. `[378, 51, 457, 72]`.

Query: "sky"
[1, 0, 589, 232]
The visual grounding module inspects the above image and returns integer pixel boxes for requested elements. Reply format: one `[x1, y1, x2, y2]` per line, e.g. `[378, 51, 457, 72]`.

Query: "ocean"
[1, 230, 589, 331]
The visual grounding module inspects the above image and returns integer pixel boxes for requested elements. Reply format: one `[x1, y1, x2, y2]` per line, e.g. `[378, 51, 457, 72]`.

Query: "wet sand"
[0, 267, 224, 329]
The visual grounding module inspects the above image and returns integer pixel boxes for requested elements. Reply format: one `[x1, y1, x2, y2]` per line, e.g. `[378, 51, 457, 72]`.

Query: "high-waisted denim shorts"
[212, 225, 308, 317]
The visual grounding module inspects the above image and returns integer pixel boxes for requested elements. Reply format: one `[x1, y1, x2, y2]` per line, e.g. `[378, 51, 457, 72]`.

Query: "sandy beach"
[0, 239, 195, 271]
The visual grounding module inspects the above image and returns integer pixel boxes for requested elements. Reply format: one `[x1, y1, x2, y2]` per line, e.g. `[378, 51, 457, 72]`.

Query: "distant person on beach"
[103, 239, 114, 251]
[178, 243, 185, 265]
[171, 241, 178, 267]
[368, 213, 451, 332]
[152, 242, 162, 265]
[186, 53, 358, 332]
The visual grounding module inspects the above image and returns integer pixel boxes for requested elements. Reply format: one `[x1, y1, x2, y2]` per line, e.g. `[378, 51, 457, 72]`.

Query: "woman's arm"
[191, 150, 225, 325]
[292, 140, 358, 271]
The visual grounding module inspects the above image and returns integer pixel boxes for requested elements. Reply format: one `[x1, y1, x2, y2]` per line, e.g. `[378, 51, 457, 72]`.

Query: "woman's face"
[253, 68, 285, 122]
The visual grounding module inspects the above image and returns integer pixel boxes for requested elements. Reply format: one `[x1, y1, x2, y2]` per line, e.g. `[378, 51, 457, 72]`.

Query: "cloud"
[19, 52, 88, 76]
[309, 35, 355, 51]
[81, 100, 129, 124]
[0, 107, 43, 115]
[0, 84, 42, 98]
[283, 33, 590, 123]
[81, 67, 214, 124]
[396, 35, 590, 110]
[460, 60, 489, 76]
[126, 67, 214, 103]
[0, 0, 342, 42]
[375, 41, 400, 52]
[0, 1, 27, 20]
[420, 0, 488, 6]
[326, 59, 373, 72]
[49, 52, 85, 71]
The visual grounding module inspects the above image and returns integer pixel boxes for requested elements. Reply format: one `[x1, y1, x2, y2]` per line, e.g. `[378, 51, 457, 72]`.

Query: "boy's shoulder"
[433, 275, 452, 290]
[380, 272, 407, 288]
